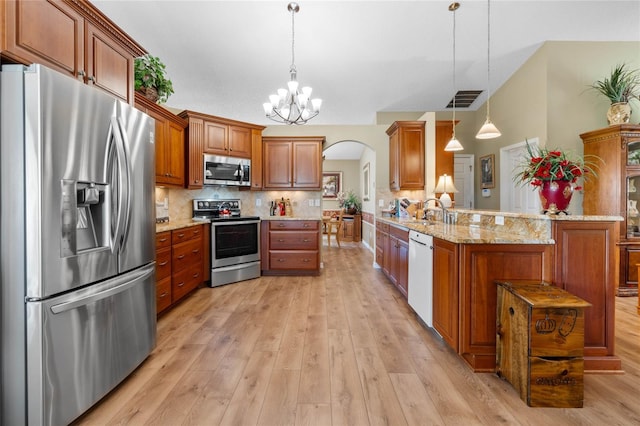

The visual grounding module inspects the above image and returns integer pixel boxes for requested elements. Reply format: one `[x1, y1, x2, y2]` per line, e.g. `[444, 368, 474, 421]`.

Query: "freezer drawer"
[25, 263, 156, 426]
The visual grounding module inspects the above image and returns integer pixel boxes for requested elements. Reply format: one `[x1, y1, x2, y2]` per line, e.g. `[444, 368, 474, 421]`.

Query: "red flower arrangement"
[514, 140, 601, 190]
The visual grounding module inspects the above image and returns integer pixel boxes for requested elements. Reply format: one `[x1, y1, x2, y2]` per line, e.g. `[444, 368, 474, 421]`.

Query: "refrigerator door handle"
[109, 116, 130, 253]
[116, 116, 133, 247]
[49, 263, 154, 314]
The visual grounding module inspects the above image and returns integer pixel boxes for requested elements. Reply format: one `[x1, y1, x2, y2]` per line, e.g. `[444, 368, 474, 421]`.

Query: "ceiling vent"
[446, 90, 483, 108]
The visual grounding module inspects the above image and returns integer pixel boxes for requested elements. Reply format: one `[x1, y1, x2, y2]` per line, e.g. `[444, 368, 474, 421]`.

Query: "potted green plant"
[338, 190, 362, 214]
[134, 54, 174, 104]
[589, 63, 640, 125]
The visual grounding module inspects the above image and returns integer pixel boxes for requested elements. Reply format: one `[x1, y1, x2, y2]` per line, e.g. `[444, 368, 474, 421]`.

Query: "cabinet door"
[4, 0, 85, 80]
[165, 120, 185, 186]
[263, 141, 293, 188]
[398, 125, 425, 189]
[432, 238, 459, 351]
[229, 125, 252, 158]
[187, 118, 205, 188]
[85, 22, 133, 103]
[396, 238, 409, 297]
[204, 121, 228, 155]
[292, 140, 321, 189]
[389, 130, 400, 191]
[149, 109, 169, 183]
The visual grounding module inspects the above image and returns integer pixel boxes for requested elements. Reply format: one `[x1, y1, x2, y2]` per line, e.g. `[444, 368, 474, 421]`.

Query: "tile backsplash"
[156, 187, 323, 220]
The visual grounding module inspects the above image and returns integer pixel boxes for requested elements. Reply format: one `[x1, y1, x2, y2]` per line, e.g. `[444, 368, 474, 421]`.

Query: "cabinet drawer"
[156, 247, 172, 280]
[529, 307, 586, 357]
[172, 264, 202, 302]
[156, 231, 171, 249]
[156, 276, 172, 313]
[172, 225, 203, 244]
[269, 231, 318, 250]
[269, 220, 319, 231]
[376, 221, 389, 233]
[389, 225, 409, 241]
[269, 250, 319, 270]
[528, 356, 584, 408]
[172, 238, 203, 273]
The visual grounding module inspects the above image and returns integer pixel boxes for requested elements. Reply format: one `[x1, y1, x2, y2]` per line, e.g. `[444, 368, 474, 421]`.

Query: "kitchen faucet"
[423, 198, 455, 223]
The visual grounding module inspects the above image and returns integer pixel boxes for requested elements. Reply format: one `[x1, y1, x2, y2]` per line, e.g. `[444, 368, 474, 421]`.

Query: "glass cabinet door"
[627, 175, 640, 238]
[628, 140, 640, 165]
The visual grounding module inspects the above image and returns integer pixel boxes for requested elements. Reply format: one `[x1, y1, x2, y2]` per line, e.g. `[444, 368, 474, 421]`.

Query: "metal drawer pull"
[278, 239, 285, 242]
[159, 292, 168, 298]
[159, 238, 168, 243]
[177, 282, 185, 287]
[159, 261, 168, 266]
[177, 255, 185, 260]
[278, 259, 286, 262]
[192, 249, 200, 254]
[193, 272, 199, 278]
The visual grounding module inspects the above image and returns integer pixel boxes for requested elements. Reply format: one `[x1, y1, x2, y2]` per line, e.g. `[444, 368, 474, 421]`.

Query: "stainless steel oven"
[193, 199, 261, 287]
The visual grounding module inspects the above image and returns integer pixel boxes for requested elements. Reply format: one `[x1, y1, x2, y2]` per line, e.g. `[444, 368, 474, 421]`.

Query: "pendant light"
[475, 0, 502, 139]
[445, 2, 464, 152]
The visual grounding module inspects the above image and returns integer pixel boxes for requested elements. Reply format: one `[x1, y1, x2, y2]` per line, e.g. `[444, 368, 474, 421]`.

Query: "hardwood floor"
[76, 240, 640, 425]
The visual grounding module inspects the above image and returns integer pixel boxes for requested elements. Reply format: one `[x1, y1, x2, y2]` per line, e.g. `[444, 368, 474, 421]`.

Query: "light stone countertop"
[379, 217, 556, 244]
[156, 219, 208, 233]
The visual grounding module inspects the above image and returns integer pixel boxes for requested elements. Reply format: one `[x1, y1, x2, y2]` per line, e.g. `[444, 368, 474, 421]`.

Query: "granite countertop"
[156, 219, 208, 233]
[261, 216, 321, 221]
[380, 217, 555, 244]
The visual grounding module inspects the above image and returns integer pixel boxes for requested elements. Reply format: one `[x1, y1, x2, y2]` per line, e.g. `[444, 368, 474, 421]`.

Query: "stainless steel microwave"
[203, 154, 251, 186]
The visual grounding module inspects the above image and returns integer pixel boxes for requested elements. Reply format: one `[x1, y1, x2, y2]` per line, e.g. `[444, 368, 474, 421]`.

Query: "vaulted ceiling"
[94, 1, 640, 127]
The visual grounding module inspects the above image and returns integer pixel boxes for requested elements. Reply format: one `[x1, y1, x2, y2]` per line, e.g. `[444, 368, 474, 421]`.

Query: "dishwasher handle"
[410, 237, 431, 248]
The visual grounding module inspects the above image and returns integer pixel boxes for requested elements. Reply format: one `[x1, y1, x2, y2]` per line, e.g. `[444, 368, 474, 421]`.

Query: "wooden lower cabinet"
[155, 231, 172, 313]
[261, 220, 321, 276]
[552, 220, 621, 371]
[432, 238, 459, 351]
[155, 224, 205, 314]
[459, 244, 554, 372]
[375, 220, 409, 298]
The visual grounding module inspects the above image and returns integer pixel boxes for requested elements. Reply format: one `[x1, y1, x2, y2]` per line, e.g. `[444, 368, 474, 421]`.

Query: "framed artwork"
[480, 154, 495, 188]
[362, 162, 370, 201]
[322, 171, 342, 199]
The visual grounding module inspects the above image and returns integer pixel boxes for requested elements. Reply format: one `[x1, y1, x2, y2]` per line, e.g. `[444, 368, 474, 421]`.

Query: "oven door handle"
[211, 219, 261, 226]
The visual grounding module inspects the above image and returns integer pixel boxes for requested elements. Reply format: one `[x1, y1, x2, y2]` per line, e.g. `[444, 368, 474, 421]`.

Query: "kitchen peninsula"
[376, 209, 621, 374]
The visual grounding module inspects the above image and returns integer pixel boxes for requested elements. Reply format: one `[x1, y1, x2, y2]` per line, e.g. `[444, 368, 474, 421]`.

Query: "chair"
[326, 209, 345, 247]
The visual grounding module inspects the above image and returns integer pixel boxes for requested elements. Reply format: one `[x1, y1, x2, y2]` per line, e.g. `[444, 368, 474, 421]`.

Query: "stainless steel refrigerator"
[1, 64, 157, 425]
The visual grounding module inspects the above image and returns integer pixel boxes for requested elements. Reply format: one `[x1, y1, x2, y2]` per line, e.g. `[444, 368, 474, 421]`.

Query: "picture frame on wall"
[322, 172, 342, 199]
[363, 162, 370, 201]
[480, 154, 495, 188]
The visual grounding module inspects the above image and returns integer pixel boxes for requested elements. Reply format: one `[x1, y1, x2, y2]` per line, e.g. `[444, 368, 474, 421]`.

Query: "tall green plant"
[134, 54, 174, 104]
[590, 63, 640, 104]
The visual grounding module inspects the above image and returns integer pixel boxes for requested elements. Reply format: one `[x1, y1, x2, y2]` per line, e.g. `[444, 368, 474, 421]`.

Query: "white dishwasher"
[408, 230, 434, 327]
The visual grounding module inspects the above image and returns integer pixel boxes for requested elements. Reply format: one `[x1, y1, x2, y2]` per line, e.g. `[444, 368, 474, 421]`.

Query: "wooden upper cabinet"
[135, 93, 187, 187]
[179, 110, 264, 189]
[1, 0, 145, 104]
[204, 121, 228, 154]
[85, 22, 133, 103]
[386, 121, 425, 190]
[262, 136, 324, 190]
[204, 121, 252, 158]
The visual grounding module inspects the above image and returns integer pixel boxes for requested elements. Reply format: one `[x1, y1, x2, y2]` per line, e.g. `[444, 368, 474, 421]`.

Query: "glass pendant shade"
[476, 118, 502, 139]
[444, 136, 464, 152]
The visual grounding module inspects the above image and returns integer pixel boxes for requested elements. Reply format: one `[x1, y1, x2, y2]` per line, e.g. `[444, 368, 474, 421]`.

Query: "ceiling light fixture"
[475, 0, 502, 139]
[262, 2, 321, 125]
[445, 2, 464, 152]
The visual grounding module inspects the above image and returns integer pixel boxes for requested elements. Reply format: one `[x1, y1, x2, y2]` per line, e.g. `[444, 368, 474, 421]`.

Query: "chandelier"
[262, 2, 322, 125]
[444, 2, 464, 152]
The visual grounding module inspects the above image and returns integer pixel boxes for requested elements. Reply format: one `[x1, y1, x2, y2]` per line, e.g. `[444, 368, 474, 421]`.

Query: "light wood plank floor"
[76, 240, 640, 425]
